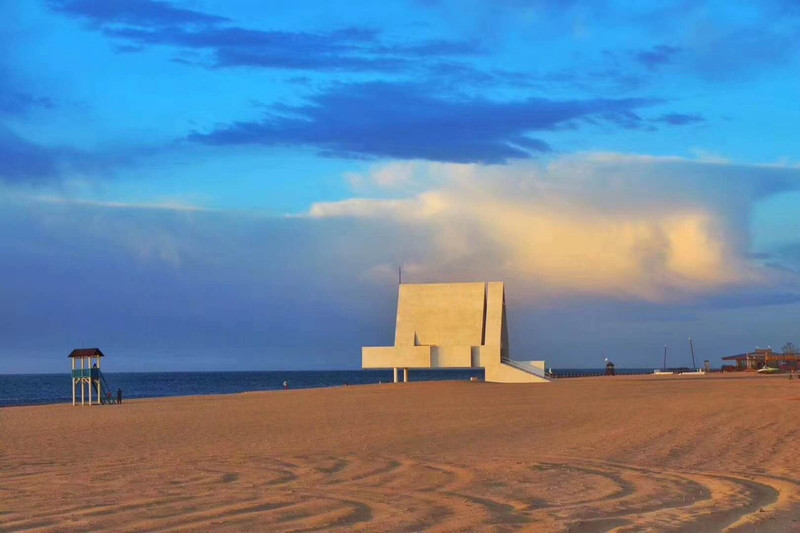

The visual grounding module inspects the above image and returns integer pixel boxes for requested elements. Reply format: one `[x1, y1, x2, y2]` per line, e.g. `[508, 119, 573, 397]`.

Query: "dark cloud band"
[189, 82, 657, 163]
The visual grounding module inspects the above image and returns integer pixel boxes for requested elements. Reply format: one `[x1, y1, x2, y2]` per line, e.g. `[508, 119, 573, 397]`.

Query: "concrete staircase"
[500, 358, 551, 381]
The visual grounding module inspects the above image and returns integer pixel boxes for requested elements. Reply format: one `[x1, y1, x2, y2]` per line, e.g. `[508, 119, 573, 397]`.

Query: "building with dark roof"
[721, 348, 799, 371]
[68, 348, 105, 359]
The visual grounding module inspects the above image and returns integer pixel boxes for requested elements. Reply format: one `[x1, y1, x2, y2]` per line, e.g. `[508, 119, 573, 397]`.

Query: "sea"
[0, 368, 655, 408]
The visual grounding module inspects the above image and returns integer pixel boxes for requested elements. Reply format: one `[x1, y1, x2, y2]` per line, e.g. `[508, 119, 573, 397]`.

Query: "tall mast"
[689, 338, 696, 370]
[663, 344, 668, 371]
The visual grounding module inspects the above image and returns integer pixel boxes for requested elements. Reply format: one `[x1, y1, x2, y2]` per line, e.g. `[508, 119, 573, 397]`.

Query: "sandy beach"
[2, 373, 800, 532]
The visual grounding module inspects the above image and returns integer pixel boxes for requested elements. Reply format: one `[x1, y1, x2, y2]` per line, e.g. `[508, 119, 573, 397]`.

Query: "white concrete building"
[362, 282, 549, 383]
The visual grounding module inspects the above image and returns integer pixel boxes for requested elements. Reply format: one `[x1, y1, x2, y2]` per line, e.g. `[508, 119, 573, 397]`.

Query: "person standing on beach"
[283, 380, 288, 390]
[117, 388, 122, 404]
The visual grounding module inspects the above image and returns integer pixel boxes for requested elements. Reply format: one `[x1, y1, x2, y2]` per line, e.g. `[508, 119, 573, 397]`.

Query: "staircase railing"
[97, 371, 117, 404]
[500, 357, 551, 381]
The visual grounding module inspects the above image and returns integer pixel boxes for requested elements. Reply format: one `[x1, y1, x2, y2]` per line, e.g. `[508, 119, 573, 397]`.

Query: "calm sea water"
[0, 368, 654, 408]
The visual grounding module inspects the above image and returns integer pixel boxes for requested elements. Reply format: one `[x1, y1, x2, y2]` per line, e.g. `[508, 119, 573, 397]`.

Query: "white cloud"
[305, 153, 800, 302]
[31, 195, 209, 212]
[308, 192, 450, 219]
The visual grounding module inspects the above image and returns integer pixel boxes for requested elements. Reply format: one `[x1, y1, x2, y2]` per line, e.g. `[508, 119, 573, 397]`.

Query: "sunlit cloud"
[307, 154, 800, 301]
[5, 153, 800, 371]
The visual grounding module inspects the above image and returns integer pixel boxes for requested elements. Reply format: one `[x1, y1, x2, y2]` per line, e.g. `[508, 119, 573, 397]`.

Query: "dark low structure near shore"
[722, 348, 800, 372]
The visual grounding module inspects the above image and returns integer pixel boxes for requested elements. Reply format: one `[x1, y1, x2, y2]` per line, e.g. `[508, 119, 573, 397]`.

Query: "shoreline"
[0, 370, 788, 409]
[0, 369, 786, 409]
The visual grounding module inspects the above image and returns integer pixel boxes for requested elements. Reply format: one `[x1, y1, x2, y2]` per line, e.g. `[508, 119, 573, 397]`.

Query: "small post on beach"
[80, 362, 85, 405]
[72, 357, 76, 405]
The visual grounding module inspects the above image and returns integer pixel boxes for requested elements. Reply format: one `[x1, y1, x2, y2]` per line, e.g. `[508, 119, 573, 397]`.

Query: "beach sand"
[2, 373, 800, 532]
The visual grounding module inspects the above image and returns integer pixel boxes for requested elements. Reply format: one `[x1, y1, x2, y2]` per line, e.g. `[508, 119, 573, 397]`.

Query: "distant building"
[362, 282, 549, 383]
[721, 348, 800, 371]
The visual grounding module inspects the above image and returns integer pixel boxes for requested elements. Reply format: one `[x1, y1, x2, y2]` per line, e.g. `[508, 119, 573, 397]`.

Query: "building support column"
[88, 376, 92, 405]
[393, 367, 398, 383]
[403, 368, 409, 382]
[81, 379, 85, 406]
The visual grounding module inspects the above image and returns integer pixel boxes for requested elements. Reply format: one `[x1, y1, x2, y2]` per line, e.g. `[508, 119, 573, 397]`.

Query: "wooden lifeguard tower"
[70, 348, 116, 405]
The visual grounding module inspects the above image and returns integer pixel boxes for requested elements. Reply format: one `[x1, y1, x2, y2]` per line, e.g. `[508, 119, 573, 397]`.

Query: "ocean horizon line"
[0, 368, 660, 408]
[0, 366, 659, 377]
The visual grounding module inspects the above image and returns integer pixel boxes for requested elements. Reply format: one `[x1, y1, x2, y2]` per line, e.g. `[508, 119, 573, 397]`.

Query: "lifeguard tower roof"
[69, 348, 105, 358]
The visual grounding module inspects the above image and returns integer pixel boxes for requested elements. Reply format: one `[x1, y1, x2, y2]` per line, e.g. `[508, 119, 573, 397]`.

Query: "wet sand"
[2, 373, 800, 532]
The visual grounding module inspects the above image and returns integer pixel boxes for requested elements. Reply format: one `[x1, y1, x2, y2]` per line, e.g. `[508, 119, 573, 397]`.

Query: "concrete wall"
[395, 283, 486, 346]
[478, 345, 501, 367]
[362, 281, 548, 383]
[431, 346, 472, 368]
[484, 282, 503, 346]
[362, 346, 431, 368]
[471, 346, 487, 368]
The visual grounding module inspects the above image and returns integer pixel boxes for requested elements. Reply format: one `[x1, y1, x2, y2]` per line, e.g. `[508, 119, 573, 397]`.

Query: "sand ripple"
[4, 377, 800, 531]
[2, 452, 795, 532]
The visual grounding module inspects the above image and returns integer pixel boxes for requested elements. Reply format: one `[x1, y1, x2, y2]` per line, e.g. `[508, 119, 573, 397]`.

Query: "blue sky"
[2, 0, 800, 372]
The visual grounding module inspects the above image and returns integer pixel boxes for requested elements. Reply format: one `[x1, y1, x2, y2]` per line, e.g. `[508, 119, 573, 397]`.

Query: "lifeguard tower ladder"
[70, 348, 116, 405]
